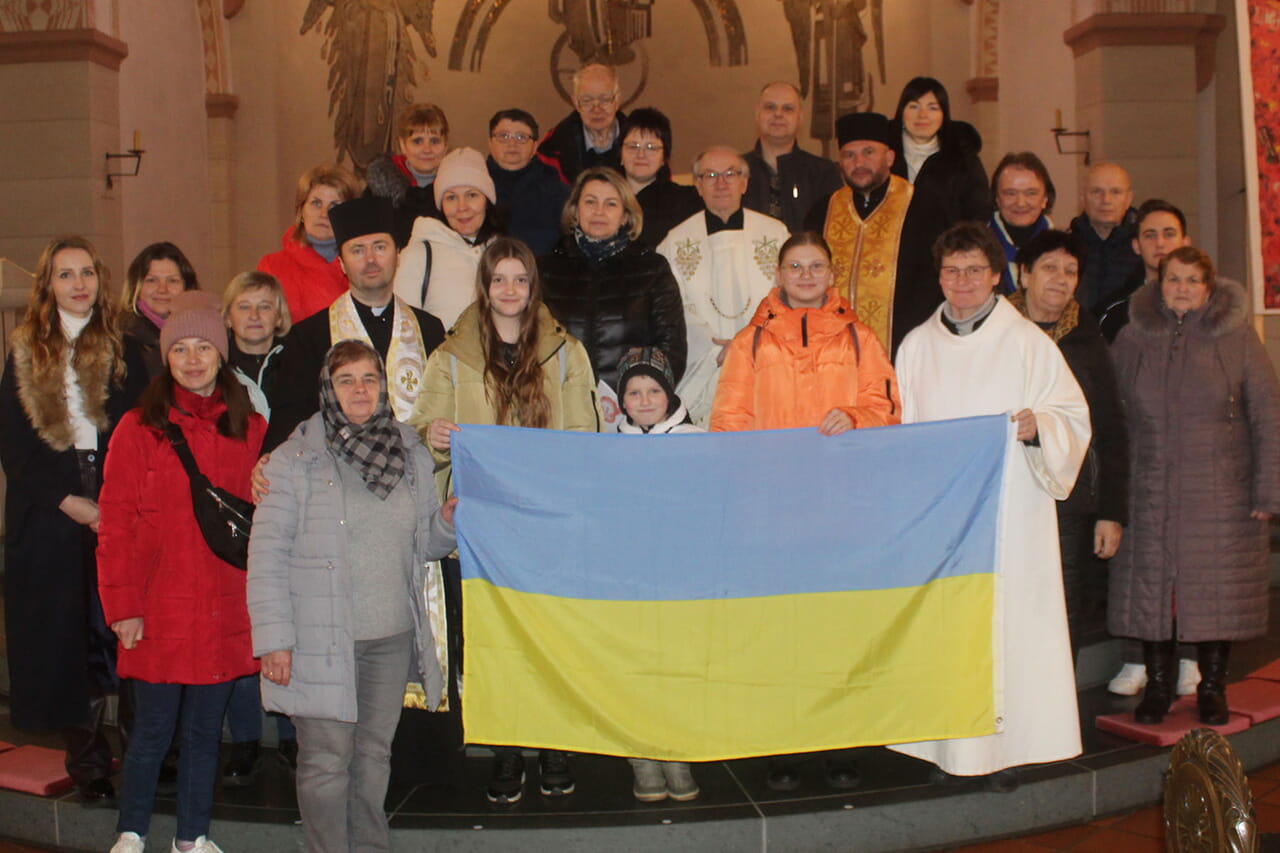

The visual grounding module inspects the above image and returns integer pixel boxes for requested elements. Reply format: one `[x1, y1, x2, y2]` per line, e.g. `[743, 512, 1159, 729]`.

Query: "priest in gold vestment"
[804, 112, 949, 357]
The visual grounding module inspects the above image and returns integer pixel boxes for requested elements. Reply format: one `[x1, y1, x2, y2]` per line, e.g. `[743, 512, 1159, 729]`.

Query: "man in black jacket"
[1069, 162, 1140, 316]
[742, 82, 842, 233]
[487, 108, 569, 254]
[536, 63, 626, 184]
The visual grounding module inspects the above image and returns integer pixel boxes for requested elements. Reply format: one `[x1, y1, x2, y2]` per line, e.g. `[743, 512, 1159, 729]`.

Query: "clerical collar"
[941, 293, 999, 336]
[705, 207, 745, 234]
[855, 178, 890, 218]
[351, 296, 394, 356]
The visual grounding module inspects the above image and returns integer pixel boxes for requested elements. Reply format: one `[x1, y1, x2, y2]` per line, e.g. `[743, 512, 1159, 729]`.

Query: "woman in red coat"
[257, 163, 363, 323]
[97, 291, 266, 853]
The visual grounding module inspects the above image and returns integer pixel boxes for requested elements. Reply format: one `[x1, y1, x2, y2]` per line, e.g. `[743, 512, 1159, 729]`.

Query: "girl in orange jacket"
[709, 232, 901, 433]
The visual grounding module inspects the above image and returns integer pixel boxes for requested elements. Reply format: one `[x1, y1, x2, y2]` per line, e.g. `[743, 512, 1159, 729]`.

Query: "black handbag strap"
[163, 422, 210, 486]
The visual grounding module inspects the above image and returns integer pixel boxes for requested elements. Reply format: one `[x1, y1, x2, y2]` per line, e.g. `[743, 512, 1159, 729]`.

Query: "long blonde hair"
[17, 235, 124, 384]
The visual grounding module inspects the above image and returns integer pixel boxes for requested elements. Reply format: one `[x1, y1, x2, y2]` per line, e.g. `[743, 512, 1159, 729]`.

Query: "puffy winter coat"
[97, 386, 266, 684]
[539, 235, 686, 391]
[392, 216, 490, 330]
[247, 413, 456, 721]
[257, 228, 349, 323]
[409, 303, 601, 499]
[1109, 279, 1280, 641]
[709, 288, 901, 432]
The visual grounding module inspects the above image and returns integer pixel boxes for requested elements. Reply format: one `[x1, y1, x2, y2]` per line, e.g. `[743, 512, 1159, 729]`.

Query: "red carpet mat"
[0, 746, 72, 796]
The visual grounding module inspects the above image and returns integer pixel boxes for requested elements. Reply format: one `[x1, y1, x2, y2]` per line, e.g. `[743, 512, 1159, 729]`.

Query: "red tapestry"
[1250, 1, 1280, 309]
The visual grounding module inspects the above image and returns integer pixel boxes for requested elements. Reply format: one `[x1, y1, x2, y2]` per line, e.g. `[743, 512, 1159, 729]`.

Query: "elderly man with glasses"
[805, 111, 948, 358]
[486, 108, 569, 254]
[537, 63, 627, 184]
[658, 145, 789, 425]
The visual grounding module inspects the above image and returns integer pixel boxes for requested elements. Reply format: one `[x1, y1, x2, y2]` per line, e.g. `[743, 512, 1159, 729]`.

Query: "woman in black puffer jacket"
[539, 166, 687, 393]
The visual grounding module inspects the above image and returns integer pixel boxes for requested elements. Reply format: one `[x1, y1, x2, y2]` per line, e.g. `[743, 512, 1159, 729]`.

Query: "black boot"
[1134, 640, 1177, 724]
[1196, 641, 1231, 725]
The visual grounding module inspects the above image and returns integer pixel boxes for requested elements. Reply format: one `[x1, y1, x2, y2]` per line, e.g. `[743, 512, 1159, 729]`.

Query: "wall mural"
[301, 0, 437, 169]
[787, 0, 885, 141]
[302, 0, 884, 170]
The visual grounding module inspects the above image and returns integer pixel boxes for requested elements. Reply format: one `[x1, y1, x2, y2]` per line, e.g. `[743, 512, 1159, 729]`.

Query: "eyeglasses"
[939, 265, 991, 282]
[624, 142, 664, 153]
[782, 261, 829, 277]
[577, 94, 617, 109]
[492, 132, 533, 144]
[696, 169, 744, 183]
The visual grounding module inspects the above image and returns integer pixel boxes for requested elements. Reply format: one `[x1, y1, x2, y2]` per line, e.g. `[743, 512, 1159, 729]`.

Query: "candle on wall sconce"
[1054, 109, 1063, 129]
[107, 131, 147, 188]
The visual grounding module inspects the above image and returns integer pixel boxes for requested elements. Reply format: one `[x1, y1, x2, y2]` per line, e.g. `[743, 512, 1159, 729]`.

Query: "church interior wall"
[117, 1, 214, 285]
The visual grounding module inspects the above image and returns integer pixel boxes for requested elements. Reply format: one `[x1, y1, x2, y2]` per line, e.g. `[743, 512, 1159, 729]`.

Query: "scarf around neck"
[318, 345, 406, 500]
[574, 226, 630, 262]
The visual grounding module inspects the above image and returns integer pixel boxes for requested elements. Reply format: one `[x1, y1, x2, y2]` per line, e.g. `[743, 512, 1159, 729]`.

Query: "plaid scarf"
[318, 346, 406, 500]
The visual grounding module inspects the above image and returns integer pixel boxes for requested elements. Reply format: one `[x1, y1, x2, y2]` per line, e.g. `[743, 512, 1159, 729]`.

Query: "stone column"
[965, 0, 1001, 175]
[1063, 10, 1225, 238]
[207, 93, 239, 289]
[0, 26, 129, 275]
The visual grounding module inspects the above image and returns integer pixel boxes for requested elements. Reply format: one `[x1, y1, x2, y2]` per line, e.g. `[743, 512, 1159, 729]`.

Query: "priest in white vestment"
[658, 146, 790, 425]
[892, 222, 1090, 785]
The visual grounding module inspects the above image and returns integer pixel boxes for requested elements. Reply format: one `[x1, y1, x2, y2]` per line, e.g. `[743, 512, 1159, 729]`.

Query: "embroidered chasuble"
[328, 293, 427, 420]
[824, 176, 914, 352]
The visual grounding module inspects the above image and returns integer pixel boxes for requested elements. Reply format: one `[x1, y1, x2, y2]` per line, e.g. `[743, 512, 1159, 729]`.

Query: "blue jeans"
[117, 679, 234, 842]
[225, 674, 296, 743]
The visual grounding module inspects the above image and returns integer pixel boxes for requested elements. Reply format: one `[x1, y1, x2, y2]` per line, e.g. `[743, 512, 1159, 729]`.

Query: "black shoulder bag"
[164, 423, 255, 570]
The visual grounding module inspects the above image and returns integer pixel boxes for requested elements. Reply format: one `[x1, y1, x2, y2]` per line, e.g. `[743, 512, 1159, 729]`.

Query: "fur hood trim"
[11, 330, 113, 451]
[365, 155, 410, 207]
[1127, 277, 1249, 338]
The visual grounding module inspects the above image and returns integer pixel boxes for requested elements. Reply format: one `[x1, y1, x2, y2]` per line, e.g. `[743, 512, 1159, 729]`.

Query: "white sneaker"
[1177, 658, 1202, 696]
[171, 837, 225, 853]
[110, 832, 145, 853]
[1108, 662, 1148, 695]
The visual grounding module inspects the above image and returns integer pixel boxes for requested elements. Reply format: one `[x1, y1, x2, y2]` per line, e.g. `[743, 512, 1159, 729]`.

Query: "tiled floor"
[948, 759, 1280, 851]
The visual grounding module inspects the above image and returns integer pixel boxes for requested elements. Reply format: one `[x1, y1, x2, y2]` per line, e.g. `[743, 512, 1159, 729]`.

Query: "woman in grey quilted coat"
[1109, 246, 1280, 726]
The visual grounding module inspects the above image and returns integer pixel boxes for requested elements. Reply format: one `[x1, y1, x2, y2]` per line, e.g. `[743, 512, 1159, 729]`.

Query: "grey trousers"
[293, 632, 413, 853]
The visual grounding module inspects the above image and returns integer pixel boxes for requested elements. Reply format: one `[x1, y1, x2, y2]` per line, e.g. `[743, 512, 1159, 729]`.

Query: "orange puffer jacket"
[709, 288, 901, 432]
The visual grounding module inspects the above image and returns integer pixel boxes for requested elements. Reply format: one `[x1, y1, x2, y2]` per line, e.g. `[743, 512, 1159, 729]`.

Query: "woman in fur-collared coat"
[0, 236, 145, 804]
[1110, 246, 1280, 727]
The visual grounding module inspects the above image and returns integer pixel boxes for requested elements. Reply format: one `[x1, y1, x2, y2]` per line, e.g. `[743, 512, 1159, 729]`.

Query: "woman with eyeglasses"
[620, 107, 702, 249]
[485, 108, 568, 255]
[710, 231, 899, 434]
[891, 222, 1090, 792]
[539, 166, 686, 394]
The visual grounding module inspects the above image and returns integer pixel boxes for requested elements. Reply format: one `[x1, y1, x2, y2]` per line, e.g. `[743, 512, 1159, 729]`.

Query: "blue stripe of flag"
[452, 415, 1008, 602]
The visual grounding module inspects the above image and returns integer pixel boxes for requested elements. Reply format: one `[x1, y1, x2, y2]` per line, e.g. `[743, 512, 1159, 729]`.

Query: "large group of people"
[1, 61, 1277, 853]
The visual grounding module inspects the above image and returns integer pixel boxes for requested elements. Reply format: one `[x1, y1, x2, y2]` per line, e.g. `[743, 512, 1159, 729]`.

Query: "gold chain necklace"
[708, 291, 751, 320]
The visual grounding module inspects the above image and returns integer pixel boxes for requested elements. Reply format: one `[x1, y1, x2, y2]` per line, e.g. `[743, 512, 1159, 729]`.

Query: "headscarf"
[318, 341, 406, 499]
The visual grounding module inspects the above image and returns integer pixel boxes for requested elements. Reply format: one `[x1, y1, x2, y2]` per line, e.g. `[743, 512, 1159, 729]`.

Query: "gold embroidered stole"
[823, 176, 913, 352]
[328, 293, 426, 421]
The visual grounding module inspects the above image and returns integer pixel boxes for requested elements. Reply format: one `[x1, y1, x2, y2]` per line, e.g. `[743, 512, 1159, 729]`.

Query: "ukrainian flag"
[452, 415, 1010, 761]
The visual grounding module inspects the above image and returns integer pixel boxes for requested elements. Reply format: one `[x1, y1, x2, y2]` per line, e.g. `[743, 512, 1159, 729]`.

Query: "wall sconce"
[1050, 109, 1091, 165]
[106, 131, 145, 188]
